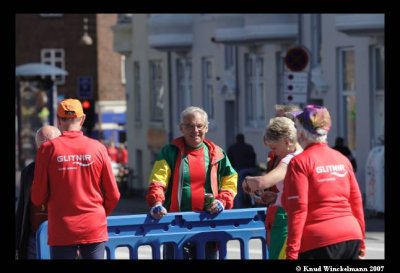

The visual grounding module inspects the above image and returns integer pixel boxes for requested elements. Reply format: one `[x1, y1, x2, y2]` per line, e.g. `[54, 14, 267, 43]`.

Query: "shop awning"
[16, 63, 68, 77]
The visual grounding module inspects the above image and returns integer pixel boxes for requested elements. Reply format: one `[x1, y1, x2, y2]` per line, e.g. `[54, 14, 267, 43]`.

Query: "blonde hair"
[264, 117, 297, 144]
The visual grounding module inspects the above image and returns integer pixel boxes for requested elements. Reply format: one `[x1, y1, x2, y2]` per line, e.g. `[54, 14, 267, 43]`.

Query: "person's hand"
[206, 199, 224, 214]
[243, 176, 263, 193]
[253, 194, 264, 204]
[150, 202, 167, 219]
[242, 178, 252, 194]
[358, 247, 366, 259]
[260, 190, 277, 206]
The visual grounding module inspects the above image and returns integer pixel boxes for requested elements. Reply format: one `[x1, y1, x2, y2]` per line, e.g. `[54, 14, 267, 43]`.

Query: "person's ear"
[284, 138, 290, 146]
[179, 123, 184, 133]
[203, 125, 209, 134]
[80, 115, 86, 126]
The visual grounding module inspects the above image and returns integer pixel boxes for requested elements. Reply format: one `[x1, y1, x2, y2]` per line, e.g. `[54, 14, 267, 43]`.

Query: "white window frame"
[41, 48, 65, 85]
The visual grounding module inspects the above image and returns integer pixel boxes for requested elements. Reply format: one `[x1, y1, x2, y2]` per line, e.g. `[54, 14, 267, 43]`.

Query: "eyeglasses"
[182, 123, 207, 131]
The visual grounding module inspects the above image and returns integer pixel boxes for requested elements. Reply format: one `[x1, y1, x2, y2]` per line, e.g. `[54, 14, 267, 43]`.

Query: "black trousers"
[299, 239, 361, 259]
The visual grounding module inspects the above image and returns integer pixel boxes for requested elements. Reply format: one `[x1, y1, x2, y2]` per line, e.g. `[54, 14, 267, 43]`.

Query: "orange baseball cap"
[57, 99, 84, 118]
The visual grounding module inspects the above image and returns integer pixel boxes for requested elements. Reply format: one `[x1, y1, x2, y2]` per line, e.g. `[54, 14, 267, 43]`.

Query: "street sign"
[284, 72, 308, 93]
[77, 76, 93, 99]
[283, 71, 309, 104]
[284, 46, 310, 72]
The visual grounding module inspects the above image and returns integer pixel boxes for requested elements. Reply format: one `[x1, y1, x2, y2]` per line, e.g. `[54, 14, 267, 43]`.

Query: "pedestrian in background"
[117, 143, 128, 166]
[243, 116, 302, 259]
[333, 136, 357, 172]
[282, 105, 365, 259]
[146, 106, 237, 259]
[31, 99, 120, 259]
[227, 133, 257, 208]
[107, 141, 118, 162]
[16, 125, 61, 259]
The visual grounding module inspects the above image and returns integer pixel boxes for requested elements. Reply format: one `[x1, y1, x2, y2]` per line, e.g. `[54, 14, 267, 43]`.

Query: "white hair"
[180, 106, 209, 125]
[295, 120, 328, 143]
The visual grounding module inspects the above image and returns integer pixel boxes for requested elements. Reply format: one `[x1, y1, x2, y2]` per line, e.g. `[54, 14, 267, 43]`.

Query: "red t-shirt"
[117, 148, 128, 165]
[107, 146, 118, 162]
[31, 130, 120, 246]
[282, 143, 365, 259]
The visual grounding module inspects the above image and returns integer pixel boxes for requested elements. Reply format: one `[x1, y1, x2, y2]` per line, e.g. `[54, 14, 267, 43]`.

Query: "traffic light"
[82, 99, 95, 134]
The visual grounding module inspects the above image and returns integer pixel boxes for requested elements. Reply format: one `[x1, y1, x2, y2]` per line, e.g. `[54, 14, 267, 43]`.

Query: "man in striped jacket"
[146, 106, 237, 259]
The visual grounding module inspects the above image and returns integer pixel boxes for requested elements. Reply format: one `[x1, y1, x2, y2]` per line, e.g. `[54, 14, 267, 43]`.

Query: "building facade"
[16, 13, 126, 167]
[113, 14, 384, 198]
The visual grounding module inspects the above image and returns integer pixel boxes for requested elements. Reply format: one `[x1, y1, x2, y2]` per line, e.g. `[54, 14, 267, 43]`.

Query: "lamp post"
[80, 17, 93, 46]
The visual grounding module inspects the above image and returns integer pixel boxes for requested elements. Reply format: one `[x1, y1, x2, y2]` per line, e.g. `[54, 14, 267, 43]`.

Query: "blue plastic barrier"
[36, 208, 267, 259]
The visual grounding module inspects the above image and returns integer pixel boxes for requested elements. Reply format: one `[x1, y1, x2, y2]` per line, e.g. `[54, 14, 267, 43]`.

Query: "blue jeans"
[50, 241, 106, 259]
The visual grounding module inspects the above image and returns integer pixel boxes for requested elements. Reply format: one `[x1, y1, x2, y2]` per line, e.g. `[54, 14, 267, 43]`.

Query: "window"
[149, 60, 164, 122]
[371, 45, 385, 145]
[202, 57, 214, 120]
[176, 57, 192, 115]
[245, 53, 265, 128]
[134, 61, 141, 122]
[338, 47, 356, 150]
[41, 48, 65, 85]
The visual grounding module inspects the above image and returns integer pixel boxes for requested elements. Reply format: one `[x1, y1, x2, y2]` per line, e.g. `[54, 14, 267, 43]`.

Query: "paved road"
[110, 233, 384, 259]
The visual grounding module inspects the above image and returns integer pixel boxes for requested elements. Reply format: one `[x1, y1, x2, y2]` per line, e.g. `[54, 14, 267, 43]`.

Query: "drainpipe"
[297, 14, 303, 46]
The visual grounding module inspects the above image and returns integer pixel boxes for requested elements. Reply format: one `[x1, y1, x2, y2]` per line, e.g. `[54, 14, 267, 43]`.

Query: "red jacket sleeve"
[216, 190, 235, 209]
[146, 183, 166, 207]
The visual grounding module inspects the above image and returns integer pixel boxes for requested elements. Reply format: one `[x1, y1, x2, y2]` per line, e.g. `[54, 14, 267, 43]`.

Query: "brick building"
[16, 13, 126, 168]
